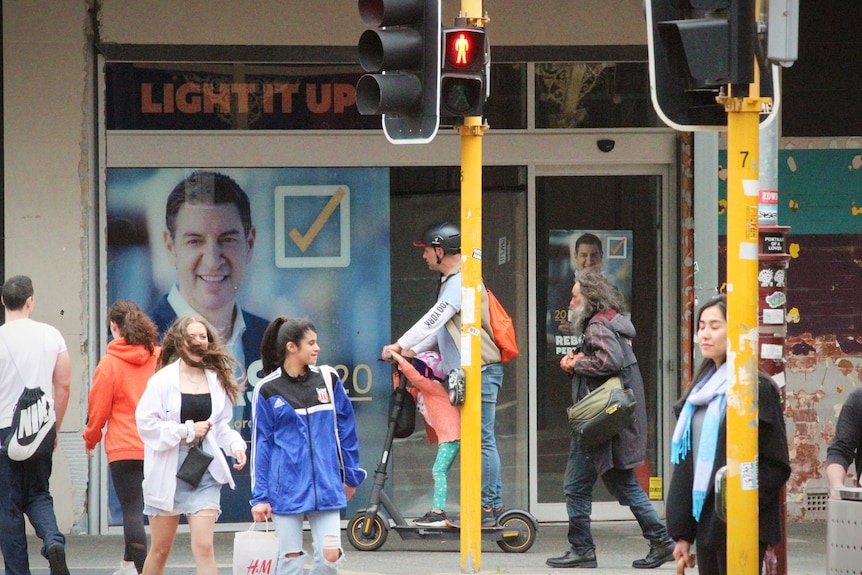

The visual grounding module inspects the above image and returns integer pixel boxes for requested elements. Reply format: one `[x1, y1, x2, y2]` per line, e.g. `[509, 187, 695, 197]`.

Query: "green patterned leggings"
[432, 440, 461, 511]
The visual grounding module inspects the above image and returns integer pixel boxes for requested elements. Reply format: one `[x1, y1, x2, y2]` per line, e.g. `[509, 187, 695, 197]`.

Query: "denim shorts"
[144, 442, 223, 517]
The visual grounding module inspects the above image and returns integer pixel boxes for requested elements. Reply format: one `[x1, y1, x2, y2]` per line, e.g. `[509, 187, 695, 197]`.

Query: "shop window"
[388, 165, 530, 515]
[535, 62, 659, 128]
[485, 63, 528, 130]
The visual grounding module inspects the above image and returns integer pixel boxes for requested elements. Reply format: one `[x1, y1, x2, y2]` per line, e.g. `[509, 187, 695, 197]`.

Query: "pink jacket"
[395, 361, 460, 445]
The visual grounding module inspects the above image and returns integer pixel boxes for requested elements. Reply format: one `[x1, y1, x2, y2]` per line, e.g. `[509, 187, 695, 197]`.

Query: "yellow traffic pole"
[719, 31, 765, 574]
[457, 2, 486, 571]
[459, 113, 486, 573]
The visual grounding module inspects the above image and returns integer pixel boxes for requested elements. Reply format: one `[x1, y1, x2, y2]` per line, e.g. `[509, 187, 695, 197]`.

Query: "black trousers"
[110, 460, 148, 573]
[696, 541, 767, 575]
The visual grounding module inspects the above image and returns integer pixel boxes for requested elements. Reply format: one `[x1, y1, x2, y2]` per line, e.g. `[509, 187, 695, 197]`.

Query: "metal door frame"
[528, 160, 679, 523]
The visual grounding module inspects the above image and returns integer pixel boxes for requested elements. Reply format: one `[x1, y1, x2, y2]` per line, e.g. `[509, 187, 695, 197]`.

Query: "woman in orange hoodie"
[84, 300, 160, 575]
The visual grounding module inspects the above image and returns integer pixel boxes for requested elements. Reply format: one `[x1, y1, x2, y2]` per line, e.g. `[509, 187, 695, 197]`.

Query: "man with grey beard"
[546, 270, 674, 570]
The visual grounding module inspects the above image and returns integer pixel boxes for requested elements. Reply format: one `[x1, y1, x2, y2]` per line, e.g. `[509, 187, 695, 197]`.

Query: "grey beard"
[568, 305, 589, 341]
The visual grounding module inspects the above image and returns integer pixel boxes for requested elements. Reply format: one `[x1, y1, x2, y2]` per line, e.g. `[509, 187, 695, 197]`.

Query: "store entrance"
[532, 172, 667, 522]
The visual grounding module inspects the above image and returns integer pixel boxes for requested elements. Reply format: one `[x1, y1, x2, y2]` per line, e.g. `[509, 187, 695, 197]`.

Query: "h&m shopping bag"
[233, 521, 279, 575]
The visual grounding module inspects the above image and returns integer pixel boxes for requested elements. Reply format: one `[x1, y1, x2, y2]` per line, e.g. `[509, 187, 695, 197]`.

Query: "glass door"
[531, 171, 670, 522]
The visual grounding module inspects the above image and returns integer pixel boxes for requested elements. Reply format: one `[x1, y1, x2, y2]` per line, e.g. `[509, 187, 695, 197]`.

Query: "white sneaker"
[111, 562, 138, 575]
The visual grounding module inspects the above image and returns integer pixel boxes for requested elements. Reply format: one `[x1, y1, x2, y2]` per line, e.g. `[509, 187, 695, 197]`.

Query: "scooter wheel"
[346, 512, 389, 551]
[496, 511, 538, 553]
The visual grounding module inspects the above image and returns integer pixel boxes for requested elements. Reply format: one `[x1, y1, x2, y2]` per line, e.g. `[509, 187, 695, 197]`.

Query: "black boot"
[632, 540, 675, 569]
[546, 548, 598, 568]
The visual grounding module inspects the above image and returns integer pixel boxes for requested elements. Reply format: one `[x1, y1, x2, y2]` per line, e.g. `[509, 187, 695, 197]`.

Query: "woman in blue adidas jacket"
[250, 317, 365, 575]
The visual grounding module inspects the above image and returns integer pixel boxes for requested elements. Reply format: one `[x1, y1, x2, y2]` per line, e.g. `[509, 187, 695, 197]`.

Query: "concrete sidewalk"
[2, 521, 826, 575]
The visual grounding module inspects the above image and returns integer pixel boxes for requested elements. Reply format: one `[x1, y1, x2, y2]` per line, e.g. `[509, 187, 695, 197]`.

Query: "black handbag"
[388, 386, 417, 439]
[567, 376, 637, 448]
[176, 437, 214, 488]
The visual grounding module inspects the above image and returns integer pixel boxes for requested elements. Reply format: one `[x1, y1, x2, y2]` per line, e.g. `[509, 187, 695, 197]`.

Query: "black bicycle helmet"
[412, 222, 461, 254]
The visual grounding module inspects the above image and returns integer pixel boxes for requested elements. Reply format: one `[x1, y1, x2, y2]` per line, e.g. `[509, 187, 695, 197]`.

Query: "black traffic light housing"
[646, 0, 756, 130]
[440, 26, 489, 121]
[356, 0, 440, 144]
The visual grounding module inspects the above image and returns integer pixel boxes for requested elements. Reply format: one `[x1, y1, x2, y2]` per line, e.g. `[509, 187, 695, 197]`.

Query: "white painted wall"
[2, 0, 93, 531]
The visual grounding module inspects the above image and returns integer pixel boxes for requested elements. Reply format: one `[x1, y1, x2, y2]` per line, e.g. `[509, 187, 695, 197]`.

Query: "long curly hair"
[108, 300, 159, 355]
[158, 314, 243, 403]
[575, 270, 626, 318]
[260, 316, 317, 376]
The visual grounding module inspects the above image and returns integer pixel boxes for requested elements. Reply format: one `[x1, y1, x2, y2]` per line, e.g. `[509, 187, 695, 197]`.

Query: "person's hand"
[381, 343, 402, 361]
[559, 352, 573, 373]
[559, 351, 584, 374]
[193, 420, 212, 441]
[386, 349, 404, 365]
[233, 449, 247, 471]
[86, 447, 95, 458]
[344, 484, 356, 501]
[672, 540, 692, 566]
[558, 321, 573, 335]
[251, 502, 272, 522]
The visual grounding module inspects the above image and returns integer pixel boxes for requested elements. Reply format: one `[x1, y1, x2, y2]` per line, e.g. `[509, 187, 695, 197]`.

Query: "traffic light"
[356, 0, 440, 144]
[645, 0, 756, 130]
[440, 27, 488, 120]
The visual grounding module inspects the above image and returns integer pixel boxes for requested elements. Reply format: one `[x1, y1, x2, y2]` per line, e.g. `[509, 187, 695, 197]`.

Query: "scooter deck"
[391, 524, 522, 542]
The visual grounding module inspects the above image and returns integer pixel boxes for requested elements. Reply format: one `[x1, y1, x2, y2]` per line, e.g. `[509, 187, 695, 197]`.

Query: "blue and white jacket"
[249, 365, 366, 515]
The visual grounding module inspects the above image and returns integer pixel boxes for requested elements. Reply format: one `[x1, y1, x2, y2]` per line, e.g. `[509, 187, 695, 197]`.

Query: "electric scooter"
[346, 364, 538, 553]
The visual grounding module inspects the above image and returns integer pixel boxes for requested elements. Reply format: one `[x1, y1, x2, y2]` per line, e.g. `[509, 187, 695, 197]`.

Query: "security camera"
[597, 139, 615, 153]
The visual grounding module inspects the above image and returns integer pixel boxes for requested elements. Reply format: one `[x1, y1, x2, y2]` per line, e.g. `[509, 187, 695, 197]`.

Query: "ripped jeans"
[272, 510, 343, 575]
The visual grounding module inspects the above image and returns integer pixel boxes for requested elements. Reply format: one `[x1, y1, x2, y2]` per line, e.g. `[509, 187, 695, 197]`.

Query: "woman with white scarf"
[666, 295, 790, 575]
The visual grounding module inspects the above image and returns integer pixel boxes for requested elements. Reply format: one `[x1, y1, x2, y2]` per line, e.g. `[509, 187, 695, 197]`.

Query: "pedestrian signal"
[440, 27, 488, 119]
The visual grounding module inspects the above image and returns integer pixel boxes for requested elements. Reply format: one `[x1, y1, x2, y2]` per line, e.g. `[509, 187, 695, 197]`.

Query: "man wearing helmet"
[381, 222, 506, 527]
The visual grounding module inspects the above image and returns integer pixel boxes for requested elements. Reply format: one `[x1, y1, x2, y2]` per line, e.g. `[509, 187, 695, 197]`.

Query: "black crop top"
[180, 393, 212, 423]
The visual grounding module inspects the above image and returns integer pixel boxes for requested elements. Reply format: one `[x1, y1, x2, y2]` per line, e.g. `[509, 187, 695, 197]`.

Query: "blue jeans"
[563, 436, 669, 553]
[481, 363, 504, 509]
[0, 427, 65, 575]
[273, 510, 342, 575]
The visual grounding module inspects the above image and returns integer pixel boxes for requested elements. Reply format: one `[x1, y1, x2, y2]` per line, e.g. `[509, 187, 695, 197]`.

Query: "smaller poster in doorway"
[546, 229, 633, 358]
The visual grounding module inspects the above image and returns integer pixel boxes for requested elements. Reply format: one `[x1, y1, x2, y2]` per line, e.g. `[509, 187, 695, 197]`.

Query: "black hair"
[1, 275, 34, 311]
[260, 316, 317, 376]
[165, 171, 253, 238]
[574, 233, 603, 256]
[690, 294, 728, 388]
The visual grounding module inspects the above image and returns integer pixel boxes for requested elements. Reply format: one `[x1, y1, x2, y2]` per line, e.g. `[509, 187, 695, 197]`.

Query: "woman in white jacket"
[136, 315, 247, 575]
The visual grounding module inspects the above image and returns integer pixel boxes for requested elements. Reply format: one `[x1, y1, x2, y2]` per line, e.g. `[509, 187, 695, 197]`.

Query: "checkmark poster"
[106, 167, 391, 523]
[546, 229, 633, 357]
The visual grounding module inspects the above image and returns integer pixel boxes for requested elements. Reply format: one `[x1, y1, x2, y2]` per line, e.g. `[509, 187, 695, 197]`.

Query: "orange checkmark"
[288, 187, 347, 252]
[609, 238, 626, 256]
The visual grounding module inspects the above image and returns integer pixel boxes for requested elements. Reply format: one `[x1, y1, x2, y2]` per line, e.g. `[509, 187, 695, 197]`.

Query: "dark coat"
[825, 386, 862, 480]
[570, 309, 648, 476]
[666, 374, 791, 548]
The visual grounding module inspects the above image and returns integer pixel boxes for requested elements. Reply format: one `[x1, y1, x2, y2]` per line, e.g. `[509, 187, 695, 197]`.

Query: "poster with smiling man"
[106, 167, 390, 523]
[546, 229, 633, 357]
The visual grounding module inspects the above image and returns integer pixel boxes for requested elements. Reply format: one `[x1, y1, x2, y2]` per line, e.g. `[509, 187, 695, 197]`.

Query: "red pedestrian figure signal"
[444, 28, 484, 70]
[454, 33, 469, 64]
[440, 27, 488, 118]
